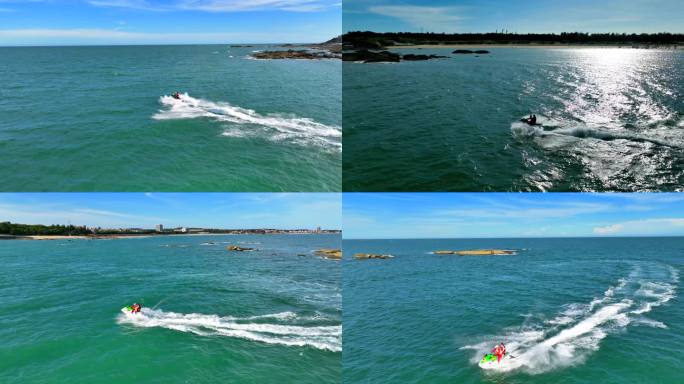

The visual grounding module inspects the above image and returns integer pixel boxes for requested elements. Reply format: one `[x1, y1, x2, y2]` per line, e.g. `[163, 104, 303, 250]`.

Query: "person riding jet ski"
[131, 303, 142, 314]
[492, 342, 506, 362]
[172, 91, 181, 100]
[522, 114, 537, 125]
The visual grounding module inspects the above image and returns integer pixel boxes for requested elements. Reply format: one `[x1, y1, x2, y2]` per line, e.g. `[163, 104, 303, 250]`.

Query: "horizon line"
[343, 235, 684, 240]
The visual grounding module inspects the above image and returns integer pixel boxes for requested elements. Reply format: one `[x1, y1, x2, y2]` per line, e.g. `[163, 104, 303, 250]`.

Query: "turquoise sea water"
[343, 48, 684, 191]
[343, 237, 683, 383]
[0, 45, 341, 191]
[0, 234, 341, 383]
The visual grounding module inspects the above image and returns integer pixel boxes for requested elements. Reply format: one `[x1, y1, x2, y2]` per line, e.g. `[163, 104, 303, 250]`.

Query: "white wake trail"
[153, 93, 341, 150]
[463, 264, 678, 374]
[117, 308, 341, 352]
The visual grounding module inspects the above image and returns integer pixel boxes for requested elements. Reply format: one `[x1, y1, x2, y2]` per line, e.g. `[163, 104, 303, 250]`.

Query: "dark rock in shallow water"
[453, 49, 490, 55]
[227, 245, 255, 252]
[342, 50, 401, 63]
[252, 49, 339, 60]
[402, 54, 448, 61]
[354, 253, 394, 260]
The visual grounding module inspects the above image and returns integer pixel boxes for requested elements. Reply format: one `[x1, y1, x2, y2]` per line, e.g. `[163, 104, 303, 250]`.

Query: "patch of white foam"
[117, 308, 341, 352]
[153, 93, 341, 150]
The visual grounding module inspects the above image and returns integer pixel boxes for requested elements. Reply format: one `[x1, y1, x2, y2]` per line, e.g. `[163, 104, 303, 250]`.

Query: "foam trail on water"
[463, 264, 678, 374]
[511, 119, 683, 149]
[153, 93, 341, 150]
[118, 308, 341, 352]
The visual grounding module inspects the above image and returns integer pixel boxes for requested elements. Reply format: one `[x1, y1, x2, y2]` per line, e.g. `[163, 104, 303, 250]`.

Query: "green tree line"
[0, 221, 92, 236]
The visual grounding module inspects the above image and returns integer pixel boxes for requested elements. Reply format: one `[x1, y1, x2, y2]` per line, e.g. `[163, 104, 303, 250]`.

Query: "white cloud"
[368, 5, 465, 32]
[0, 28, 315, 44]
[0, 203, 165, 228]
[438, 201, 608, 220]
[593, 218, 684, 236]
[593, 223, 624, 234]
[87, 0, 337, 12]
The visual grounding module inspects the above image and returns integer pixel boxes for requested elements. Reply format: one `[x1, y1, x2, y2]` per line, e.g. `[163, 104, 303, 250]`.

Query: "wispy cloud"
[0, 28, 309, 45]
[368, 5, 465, 32]
[594, 218, 684, 236]
[0, 203, 166, 228]
[87, 0, 338, 12]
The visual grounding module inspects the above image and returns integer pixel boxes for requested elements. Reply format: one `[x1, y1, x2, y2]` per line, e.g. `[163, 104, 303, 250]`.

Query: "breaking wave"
[153, 93, 341, 150]
[117, 308, 341, 352]
[462, 264, 678, 374]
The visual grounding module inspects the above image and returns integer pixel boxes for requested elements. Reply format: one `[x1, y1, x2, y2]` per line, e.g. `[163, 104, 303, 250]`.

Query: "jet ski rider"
[492, 342, 506, 363]
[131, 303, 142, 314]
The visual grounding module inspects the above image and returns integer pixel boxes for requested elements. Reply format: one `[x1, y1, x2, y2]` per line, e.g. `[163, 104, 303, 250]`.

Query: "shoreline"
[389, 44, 683, 49]
[0, 232, 341, 241]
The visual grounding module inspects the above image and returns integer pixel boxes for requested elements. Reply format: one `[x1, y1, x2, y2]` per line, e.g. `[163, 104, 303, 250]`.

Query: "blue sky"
[0, 0, 341, 46]
[343, 193, 684, 239]
[344, 0, 684, 34]
[0, 193, 341, 229]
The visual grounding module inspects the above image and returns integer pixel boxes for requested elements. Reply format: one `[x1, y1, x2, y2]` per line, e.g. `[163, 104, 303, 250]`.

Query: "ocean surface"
[0, 45, 341, 191]
[343, 237, 683, 383]
[343, 48, 684, 191]
[0, 234, 341, 383]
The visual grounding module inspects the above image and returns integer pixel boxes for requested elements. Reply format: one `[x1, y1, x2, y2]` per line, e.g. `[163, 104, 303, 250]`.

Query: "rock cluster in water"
[452, 49, 490, 54]
[252, 49, 340, 60]
[434, 249, 515, 256]
[343, 50, 401, 63]
[354, 253, 394, 259]
[315, 249, 342, 260]
[402, 53, 449, 61]
[343, 50, 450, 63]
[227, 245, 255, 252]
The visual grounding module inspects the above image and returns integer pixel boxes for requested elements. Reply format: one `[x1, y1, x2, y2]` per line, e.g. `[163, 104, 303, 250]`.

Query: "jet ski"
[520, 118, 541, 126]
[478, 352, 512, 369]
[122, 303, 142, 314]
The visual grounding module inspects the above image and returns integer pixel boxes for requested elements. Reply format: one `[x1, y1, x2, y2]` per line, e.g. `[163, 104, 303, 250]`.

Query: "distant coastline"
[343, 31, 684, 51]
[0, 221, 341, 240]
[391, 43, 684, 49]
[0, 232, 341, 241]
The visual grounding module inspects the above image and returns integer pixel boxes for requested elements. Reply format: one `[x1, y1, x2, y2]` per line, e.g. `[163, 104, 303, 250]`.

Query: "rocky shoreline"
[250, 36, 342, 60]
[252, 49, 341, 60]
[342, 49, 471, 63]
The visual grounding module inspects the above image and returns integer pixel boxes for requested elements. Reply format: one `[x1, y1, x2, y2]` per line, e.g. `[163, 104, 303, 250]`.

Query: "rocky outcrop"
[434, 249, 516, 256]
[452, 49, 490, 54]
[343, 50, 401, 63]
[343, 50, 448, 63]
[402, 54, 448, 61]
[309, 36, 342, 53]
[252, 49, 340, 60]
[227, 245, 255, 252]
[354, 253, 394, 260]
[315, 249, 342, 260]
